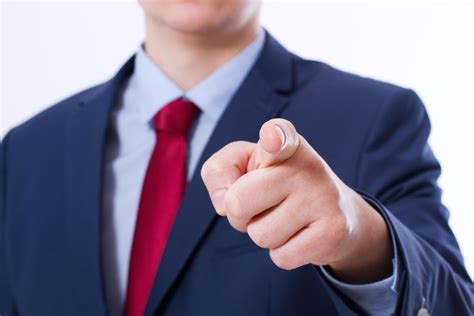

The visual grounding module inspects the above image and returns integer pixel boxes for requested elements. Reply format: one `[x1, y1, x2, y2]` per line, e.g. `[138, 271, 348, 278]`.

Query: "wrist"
[327, 191, 393, 283]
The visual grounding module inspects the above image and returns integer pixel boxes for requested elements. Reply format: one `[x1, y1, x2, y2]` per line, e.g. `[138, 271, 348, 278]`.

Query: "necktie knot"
[153, 98, 199, 137]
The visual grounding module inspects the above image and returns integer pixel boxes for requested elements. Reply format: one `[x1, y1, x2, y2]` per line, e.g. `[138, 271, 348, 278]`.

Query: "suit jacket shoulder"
[5, 82, 108, 145]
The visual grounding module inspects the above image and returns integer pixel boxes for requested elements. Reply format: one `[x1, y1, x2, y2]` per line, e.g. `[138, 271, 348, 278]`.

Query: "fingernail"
[211, 188, 227, 215]
[274, 124, 286, 150]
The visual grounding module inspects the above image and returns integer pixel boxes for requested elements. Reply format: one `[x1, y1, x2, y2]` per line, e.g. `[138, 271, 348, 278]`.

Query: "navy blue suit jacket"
[1, 33, 473, 315]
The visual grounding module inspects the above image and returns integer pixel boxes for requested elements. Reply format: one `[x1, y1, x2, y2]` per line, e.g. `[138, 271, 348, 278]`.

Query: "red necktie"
[124, 98, 199, 316]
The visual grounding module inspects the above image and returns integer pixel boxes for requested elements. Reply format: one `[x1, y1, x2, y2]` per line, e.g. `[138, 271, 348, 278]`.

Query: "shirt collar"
[129, 29, 265, 124]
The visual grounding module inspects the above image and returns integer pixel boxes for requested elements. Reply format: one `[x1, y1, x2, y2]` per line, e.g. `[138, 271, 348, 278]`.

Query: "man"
[1, 0, 472, 315]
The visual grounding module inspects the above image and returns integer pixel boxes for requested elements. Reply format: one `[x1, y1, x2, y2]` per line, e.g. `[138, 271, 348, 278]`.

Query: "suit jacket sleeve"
[351, 88, 473, 314]
[1, 130, 18, 316]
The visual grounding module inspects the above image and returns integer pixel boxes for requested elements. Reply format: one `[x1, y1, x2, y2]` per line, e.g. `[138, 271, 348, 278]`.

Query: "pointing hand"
[201, 118, 392, 283]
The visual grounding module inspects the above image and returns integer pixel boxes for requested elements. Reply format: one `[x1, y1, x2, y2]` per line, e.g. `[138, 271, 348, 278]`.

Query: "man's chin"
[146, 3, 228, 34]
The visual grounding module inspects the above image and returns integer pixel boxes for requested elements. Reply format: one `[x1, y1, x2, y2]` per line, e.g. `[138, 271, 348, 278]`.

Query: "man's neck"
[143, 20, 260, 91]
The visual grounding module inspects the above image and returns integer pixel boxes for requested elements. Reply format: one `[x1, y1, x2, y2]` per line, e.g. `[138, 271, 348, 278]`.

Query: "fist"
[201, 118, 391, 282]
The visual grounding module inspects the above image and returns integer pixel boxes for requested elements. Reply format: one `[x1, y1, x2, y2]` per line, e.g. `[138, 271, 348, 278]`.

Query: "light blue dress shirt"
[102, 29, 399, 315]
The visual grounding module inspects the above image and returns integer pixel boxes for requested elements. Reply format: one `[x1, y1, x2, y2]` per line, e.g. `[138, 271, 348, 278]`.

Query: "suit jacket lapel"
[64, 57, 135, 314]
[145, 32, 296, 315]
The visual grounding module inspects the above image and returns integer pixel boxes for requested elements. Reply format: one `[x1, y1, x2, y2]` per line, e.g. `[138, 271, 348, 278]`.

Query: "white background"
[1, 1, 473, 277]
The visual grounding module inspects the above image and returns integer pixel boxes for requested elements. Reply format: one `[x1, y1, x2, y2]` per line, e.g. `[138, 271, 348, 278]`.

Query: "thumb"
[253, 118, 300, 169]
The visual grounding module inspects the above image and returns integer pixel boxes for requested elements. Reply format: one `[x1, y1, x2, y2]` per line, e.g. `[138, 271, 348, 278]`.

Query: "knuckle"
[269, 249, 295, 270]
[200, 158, 210, 176]
[227, 216, 247, 233]
[224, 188, 244, 219]
[247, 224, 272, 249]
[201, 159, 221, 182]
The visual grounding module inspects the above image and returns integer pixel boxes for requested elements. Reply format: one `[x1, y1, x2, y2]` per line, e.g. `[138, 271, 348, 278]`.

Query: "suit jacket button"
[417, 307, 429, 316]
